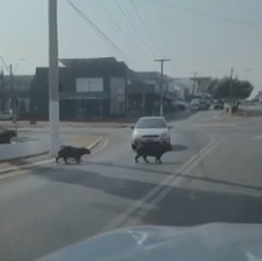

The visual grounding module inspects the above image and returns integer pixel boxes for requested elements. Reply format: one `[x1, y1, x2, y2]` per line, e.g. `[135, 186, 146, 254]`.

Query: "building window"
[76, 78, 103, 92]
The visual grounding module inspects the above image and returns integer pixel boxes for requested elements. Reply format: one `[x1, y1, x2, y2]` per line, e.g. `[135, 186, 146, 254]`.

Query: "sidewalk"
[0, 112, 190, 130]
[0, 135, 102, 175]
[238, 105, 262, 117]
[0, 120, 132, 129]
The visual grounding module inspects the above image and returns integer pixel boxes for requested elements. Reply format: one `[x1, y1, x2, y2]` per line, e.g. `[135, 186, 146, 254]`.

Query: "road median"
[0, 135, 102, 176]
[0, 111, 194, 130]
[0, 120, 132, 129]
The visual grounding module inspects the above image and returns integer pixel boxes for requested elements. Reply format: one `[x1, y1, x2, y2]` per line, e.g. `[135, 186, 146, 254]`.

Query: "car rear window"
[136, 118, 167, 129]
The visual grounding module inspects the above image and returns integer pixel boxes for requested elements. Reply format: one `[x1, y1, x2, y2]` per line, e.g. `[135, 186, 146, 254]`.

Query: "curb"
[0, 136, 103, 176]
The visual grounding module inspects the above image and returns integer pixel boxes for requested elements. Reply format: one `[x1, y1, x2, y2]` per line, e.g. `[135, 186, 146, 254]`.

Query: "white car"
[0, 111, 13, 120]
[131, 116, 172, 150]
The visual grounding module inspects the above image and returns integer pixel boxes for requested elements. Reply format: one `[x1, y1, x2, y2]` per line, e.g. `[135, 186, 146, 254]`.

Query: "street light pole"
[9, 64, 18, 133]
[48, 0, 60, 156]
[0, 56, 25, 133]
[229, 67, 234, 101]
[154, 59, 170, 116]
[14, 58, 26, 73]
[192, 72, 198, 95]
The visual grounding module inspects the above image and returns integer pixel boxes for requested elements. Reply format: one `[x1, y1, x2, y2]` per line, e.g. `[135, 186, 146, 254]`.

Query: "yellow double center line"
[100, 139, 220, 233]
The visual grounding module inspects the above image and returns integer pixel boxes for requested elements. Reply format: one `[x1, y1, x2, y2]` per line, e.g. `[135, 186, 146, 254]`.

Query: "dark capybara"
[56, 145, 91, 164]
[0, 130, 17, 144]
[135, 143, 172, 164]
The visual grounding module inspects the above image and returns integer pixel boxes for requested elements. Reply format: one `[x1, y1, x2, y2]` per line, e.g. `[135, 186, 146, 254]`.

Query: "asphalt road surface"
[1, 111, 262, 261]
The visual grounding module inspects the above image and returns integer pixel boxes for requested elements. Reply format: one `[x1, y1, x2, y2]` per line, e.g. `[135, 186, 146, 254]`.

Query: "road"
[1, 111, 262, 261]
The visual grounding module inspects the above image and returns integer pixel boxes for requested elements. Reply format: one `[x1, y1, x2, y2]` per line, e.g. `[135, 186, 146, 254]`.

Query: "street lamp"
[0, 55, 8, 71]
[0, 56, 26, 74]
[14, 58, 26, 73]
[0, 56, 26, 133]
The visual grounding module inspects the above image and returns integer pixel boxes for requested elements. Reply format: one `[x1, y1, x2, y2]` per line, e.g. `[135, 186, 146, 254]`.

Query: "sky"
[0, 0, 261, 95]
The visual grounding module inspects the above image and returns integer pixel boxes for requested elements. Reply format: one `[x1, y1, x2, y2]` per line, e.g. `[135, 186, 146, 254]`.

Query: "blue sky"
[0, 0, 261, 94]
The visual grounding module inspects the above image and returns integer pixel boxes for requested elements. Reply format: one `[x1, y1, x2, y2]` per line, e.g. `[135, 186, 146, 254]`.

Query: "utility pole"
[154, 59, 170, 116]
[9, 64, 18, 133]
[0, 67, 4, 111]
[192, 72, 198, 96]
[48, 0, 60, 156]
[229, 67, 234, 101]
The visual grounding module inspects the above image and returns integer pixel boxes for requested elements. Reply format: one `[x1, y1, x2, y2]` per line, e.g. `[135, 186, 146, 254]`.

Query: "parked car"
[199, 100, 210, 110]
[172, 101, 188, 111]
[0, 111, 12, 121]
[212, 101, 224, 110]
[190, 99, 200, 111]
[131, 116, 171, 150]
[190, 103, 200, 111]
[190, 98, 209, 111]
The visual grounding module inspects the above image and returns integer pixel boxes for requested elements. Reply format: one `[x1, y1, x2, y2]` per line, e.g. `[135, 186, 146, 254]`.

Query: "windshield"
[2, 1, 262, 261]
[135, 118, 167, 129]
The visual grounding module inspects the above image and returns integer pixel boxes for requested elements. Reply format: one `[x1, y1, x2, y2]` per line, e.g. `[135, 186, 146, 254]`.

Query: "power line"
[130, 0, 160, 56]
[66, 0, 135, 63]
[141, 0, 261, 27]
[95, 0, 152, 59]
[114, 0, 157, 56]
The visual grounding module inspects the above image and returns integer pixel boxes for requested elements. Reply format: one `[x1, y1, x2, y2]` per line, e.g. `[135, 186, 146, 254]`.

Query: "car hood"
[37, 223, 262, 261]
[133, 128, 168, 136]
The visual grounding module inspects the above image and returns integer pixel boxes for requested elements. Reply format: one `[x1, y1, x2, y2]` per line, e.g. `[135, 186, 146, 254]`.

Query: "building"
[127, 70, 159, 117]
[30, 57, 179, 121]
[0, 72, 33, 118]
[30, 57, 127, 120]
[253, 91, 262, 103]
[126, 71, 176, 117]
[170, 77, 212, 101]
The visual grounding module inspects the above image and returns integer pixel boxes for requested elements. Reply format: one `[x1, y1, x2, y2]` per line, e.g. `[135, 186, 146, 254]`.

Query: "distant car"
[190, 103, 200, 111]
[199, 100, 210, 110]
[173, 101, 188, 111]
[131, 116, 171, 150]
[190, 99, 209, 111]
[212, 102, 224, 110]
[190, 99, 200, 111]
[0, 111, 12, 121]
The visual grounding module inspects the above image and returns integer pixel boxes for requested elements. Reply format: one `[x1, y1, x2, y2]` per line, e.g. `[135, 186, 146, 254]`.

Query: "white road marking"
[213, 111, 224, 119]
[92, 138, 108, 154]
[193, 123, 238, 127]
[253, 135, 262, 140]
[99, 138, 218, 233]
[125, 141, 221, 226]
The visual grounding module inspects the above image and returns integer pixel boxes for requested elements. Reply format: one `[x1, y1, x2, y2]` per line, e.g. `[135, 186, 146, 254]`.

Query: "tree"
[207, 77, 253, 99]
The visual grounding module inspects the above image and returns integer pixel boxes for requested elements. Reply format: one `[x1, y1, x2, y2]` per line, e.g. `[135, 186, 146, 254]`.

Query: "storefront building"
[30, 58, 127, 120]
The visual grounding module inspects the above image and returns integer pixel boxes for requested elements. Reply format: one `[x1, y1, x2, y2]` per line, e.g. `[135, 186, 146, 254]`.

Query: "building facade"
[30, 58, 127, 120]
[0, 72, 33, 118]
[126, 71, 176, 117]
